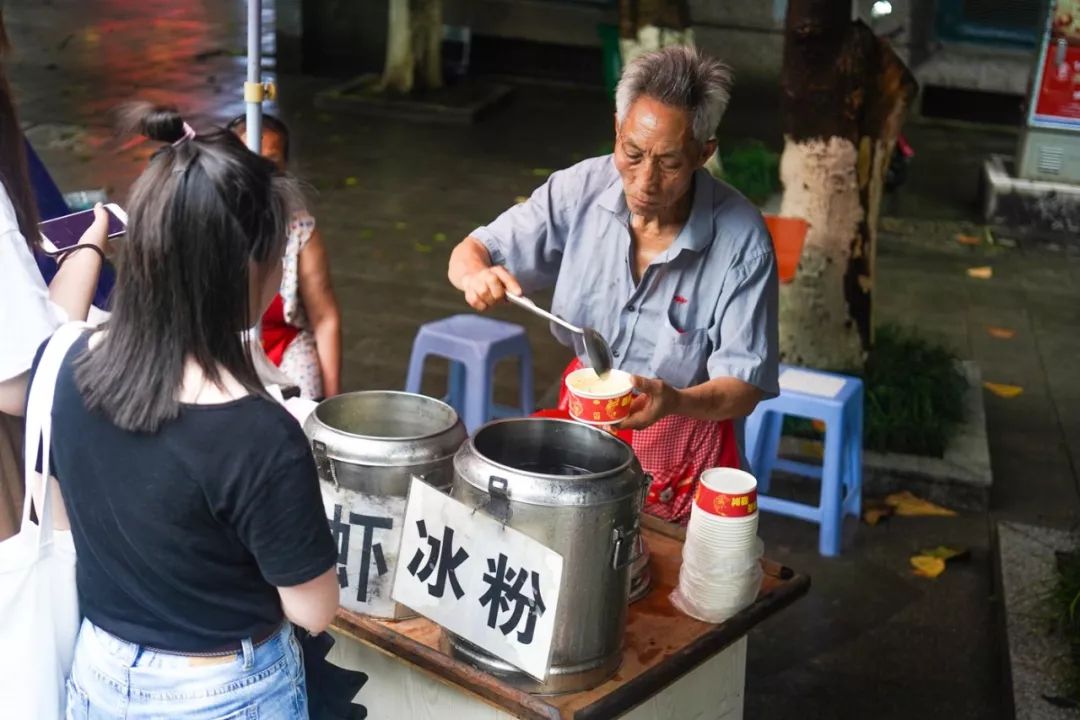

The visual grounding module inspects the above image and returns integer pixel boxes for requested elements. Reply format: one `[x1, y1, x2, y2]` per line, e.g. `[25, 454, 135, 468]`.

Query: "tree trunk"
[617, 0, 693, 65]
[379, 0, 443, 94]
[777, 0, 916, 370]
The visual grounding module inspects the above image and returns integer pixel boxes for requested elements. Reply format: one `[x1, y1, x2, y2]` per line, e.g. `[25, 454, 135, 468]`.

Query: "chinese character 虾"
[478, 553, 546, 645]
[405, 520, 469, 599]
[329, 505, 394, 603]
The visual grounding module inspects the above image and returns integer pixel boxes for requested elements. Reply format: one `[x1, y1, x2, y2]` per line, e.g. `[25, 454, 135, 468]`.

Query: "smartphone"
[38, 204, 128, 251]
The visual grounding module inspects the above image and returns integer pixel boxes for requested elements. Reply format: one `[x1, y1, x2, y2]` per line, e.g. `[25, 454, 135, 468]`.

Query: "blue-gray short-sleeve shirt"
[472, 155, 779, 396]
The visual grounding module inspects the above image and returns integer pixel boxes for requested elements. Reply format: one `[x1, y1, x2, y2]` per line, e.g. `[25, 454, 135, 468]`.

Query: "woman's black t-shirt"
[30, 333, 336, 652]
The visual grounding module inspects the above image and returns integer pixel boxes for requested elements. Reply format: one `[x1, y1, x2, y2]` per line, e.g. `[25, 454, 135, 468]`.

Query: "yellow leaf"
[414, 242, 432, 254]
[514, 195, 529, 204]
[395, 221, 408, 230]
[920, 545, 970, 562]
[862, 504, 893, 526]
[344, 177, 358, 187]
[433, 232, 448, 243]
[967, 266, 993, 280]
[987, 326, 1015, 340]
[911, 555, 946, 578]
[884, 491, 957, 517]
[984, 381, 1023, 398]
[531, 168, 552, 177]
[955, 233, 981, 246]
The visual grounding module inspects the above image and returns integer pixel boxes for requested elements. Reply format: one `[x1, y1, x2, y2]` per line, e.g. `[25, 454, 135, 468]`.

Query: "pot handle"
[640, 473, 653, 508]
[611, 519, 641, 570]
[311, 440, 338, 487]
[477, 475, 512, 526]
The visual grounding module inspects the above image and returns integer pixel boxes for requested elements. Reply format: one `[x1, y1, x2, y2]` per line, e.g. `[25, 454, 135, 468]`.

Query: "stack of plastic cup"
[671, 467, 764, 623]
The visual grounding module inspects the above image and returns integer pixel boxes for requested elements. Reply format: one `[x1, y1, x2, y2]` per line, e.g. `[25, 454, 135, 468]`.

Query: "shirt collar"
[597, 165, 716, 254]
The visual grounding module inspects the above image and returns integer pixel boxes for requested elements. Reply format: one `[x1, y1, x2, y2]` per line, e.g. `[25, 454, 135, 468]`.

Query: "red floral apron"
[540, 358, 740, 524]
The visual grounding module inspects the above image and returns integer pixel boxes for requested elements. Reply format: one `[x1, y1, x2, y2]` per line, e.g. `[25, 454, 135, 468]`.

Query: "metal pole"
[245, 0, 263, 154]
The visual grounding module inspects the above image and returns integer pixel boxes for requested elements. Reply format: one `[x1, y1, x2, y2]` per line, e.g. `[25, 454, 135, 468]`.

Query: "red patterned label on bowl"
[694, 483, 758, 517]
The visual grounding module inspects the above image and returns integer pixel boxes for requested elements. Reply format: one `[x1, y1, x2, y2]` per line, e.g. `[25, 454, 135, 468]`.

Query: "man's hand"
[460, 266, 523, 312]
[617, 375, 681, 431]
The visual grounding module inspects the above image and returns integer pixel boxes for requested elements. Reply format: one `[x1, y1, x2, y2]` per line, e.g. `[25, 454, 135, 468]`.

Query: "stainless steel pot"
[304, 391, 467, 619]
[445, 418, 649, 694]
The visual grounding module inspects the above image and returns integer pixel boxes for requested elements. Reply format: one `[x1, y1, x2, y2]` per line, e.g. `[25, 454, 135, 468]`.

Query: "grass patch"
[720, 141, 779, 205]
[783, 324, 968, 457]
[1048, 548, 1080, 707]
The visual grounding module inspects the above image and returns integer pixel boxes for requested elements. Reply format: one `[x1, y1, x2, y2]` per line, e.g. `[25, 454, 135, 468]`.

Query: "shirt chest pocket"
[650, 316, 710, 389]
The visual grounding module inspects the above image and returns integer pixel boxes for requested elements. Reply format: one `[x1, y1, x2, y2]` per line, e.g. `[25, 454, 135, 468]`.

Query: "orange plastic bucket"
[764, 215, 809, 284]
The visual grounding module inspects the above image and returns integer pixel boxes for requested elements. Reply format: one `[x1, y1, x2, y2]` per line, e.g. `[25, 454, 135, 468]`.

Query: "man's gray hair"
[614, 46, 732, 145]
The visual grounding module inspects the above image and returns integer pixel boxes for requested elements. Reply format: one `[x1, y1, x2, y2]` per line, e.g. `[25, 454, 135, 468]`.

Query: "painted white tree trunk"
[777, 136, 865, 370]
[379, 0, 443, 94]
[619, 25, 695, 65]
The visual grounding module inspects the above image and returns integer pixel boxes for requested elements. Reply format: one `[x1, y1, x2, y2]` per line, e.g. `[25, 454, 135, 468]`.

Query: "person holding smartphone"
[0, 9, 107, 539]
[27, 103, 339, 718]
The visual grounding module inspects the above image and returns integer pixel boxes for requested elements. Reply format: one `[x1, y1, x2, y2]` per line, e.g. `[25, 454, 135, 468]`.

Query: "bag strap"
[22, 322, 89, 550]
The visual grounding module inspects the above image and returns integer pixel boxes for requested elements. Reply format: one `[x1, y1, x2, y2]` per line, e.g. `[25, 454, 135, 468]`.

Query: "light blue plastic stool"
[405, 315, 534, 433]
[744, 365, 864, 557]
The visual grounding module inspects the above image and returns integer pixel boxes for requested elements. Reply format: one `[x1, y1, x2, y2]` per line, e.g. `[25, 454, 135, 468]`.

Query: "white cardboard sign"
[391, 478, 563, 680]
[323, 483, 407, 618]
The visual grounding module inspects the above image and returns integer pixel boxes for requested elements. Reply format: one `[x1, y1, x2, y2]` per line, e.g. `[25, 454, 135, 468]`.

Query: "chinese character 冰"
[329, 505, 394, 603]
[478, 553, 546, 645]
[406, 520, 469, 599]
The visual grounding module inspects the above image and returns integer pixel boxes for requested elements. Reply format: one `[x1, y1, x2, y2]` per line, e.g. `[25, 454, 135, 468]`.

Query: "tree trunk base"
[778, 136, 866, 370]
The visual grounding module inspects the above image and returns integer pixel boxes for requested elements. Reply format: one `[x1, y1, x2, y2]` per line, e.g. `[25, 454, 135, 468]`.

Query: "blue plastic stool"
[405, 315, 534, 433]
[744, 365, 864, 557]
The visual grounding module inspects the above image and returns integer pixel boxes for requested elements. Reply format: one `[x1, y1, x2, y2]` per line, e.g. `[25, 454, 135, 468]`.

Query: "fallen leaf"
[984, 227, 995, 245]
[344, 177, 358, 187]
[514, 195, 528, 204]
[984, 381, 1023, 398]
[531, 168, 552, 177]
[863, 503, 893, 526]
[986, 326, 1015, 340]
[433, 232, 448, 243]
[955, 233, 981, 246]
[884, 491, 957, 517]
[919, 545, 970, 562]
[967, 266, 993, 280]
[394, 221, 408, 230]
[414, 242, 432, 253]
[911, 555, 946, 578]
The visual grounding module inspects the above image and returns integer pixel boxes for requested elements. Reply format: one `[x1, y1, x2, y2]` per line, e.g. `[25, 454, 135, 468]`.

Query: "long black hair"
[76, 104, 301, 432]
[0, 11, 42, 247]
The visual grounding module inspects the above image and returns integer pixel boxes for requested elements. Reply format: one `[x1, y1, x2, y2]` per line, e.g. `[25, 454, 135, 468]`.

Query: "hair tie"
[172, 122, 196, 147]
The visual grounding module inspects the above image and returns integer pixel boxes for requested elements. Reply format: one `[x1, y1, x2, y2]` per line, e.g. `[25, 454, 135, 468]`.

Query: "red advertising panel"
[1032, 0, 1080, 129]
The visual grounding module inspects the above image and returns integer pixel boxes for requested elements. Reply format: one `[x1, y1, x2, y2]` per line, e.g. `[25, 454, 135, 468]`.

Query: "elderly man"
[448, 46, 778, 523]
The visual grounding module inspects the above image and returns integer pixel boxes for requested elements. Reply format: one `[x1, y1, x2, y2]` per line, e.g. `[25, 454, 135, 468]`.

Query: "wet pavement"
[7, 1, 1080, 718]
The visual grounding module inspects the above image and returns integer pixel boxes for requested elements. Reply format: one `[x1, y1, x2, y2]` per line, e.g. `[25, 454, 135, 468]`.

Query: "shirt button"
[626, 305, 636, 312]
[613, 350, 620, 358]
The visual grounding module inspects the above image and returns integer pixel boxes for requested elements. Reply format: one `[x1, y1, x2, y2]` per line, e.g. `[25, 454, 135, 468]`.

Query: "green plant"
[720, 141, 779, 205]
[862, 324, 967, 457]
[782, 324, 968, 457]
[1048, 548, 1080, 706]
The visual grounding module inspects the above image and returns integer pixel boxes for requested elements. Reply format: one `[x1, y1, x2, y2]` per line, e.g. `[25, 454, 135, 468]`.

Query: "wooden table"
[323, 516, 809, 719]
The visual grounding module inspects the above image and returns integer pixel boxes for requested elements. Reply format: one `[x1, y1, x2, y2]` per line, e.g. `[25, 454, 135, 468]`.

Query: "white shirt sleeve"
[0, 229, 64, 382]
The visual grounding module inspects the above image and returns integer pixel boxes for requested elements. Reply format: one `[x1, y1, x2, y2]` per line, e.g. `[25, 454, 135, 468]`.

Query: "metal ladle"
[505, 293, 613, 376]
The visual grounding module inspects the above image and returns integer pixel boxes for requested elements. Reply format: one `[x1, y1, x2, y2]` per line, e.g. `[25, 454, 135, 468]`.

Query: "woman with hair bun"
[27, 104, 338, 719]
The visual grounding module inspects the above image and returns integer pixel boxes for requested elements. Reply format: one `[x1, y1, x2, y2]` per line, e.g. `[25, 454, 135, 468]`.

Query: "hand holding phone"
[38, 203, 127, 252]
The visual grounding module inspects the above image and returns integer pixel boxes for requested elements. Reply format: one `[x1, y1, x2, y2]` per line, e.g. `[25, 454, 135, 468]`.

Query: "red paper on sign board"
[1032, 0, 1080, 128]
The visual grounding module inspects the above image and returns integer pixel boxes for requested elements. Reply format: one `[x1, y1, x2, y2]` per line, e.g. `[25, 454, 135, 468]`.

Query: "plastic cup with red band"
[695, 468, 758, 517]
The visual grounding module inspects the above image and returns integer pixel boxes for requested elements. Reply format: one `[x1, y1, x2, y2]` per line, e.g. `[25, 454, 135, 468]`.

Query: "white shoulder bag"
[0, 322, 87, 719]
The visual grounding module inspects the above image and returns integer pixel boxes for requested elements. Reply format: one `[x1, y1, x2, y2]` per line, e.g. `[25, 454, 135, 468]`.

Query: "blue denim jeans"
[66, 619, 308, 719]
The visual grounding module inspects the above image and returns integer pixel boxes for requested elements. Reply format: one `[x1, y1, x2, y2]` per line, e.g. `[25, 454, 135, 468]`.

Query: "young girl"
[228, 114, 341, 400]
[31, 105, 339, 718]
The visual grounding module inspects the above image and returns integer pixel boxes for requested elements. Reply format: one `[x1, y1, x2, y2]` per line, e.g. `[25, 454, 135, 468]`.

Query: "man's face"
[613, 96, 715, 218]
